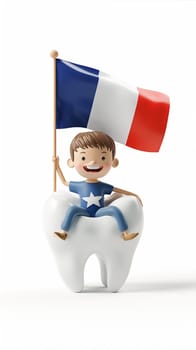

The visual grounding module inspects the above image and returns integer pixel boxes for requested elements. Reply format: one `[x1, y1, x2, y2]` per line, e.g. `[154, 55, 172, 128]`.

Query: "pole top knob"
[50, 50, 58, 59]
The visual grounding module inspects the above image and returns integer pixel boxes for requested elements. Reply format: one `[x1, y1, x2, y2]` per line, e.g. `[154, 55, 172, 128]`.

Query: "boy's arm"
[52, 156, 69, 186]
[113, 186, 143, 206]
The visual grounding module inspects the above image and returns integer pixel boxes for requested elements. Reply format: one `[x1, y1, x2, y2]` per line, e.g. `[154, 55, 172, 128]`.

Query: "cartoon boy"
[53, 131, 142, 241]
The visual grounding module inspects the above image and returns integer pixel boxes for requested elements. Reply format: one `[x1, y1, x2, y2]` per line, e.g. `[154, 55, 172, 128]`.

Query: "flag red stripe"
[126, 88, 170, 152]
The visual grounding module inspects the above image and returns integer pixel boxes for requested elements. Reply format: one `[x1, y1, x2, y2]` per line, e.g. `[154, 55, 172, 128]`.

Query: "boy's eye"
[101, 156, 106, 161]
[81, 156, 86, 161]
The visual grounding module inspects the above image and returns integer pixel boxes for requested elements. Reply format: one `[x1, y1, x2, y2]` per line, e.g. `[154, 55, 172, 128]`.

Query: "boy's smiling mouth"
[83, 165, 103, 172]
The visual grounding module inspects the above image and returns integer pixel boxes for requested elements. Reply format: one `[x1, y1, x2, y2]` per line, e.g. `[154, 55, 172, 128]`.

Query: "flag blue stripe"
[56, 59, 99, 129]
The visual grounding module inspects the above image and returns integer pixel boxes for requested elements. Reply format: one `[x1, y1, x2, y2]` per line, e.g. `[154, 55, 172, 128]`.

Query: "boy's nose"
[87, 160, 97, 165]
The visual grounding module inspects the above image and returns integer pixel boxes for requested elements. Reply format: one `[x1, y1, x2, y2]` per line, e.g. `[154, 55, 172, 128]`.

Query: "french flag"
[56, 59, 170, 152]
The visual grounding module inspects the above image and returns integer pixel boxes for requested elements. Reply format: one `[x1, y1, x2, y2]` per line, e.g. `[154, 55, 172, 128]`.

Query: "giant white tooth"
[43, 191, 144, 292]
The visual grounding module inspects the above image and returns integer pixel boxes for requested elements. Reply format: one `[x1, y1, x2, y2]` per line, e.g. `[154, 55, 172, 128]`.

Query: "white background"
[1, 0, 196, 349]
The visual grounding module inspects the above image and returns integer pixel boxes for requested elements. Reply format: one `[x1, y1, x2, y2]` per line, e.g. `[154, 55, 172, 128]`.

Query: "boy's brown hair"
[70, 131, 116, 160]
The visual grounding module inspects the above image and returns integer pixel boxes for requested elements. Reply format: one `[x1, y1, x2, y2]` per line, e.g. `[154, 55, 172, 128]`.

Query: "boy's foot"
[122, 232, 139, 241]
[54, 231, 68, 240]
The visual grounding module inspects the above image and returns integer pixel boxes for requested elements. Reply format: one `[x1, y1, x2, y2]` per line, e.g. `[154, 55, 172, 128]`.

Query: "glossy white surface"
[43, 192, 143, 292]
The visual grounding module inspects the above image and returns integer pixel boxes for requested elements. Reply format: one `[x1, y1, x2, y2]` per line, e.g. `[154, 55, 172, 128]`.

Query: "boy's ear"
[112, 158, 119, 168]
[67, 158, 74, 168]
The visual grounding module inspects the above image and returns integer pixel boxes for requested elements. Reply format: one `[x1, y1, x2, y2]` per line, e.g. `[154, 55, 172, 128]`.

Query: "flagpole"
[50, 50, 58, 192]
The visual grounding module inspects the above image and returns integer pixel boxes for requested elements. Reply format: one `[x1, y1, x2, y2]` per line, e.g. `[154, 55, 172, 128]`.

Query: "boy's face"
[68, 147, 118, 180]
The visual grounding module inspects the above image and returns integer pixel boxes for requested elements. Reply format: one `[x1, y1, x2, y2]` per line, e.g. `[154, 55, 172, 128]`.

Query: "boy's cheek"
[103, 163, 111, 169]
[75, 163, 84, 171]
[101, 163, 112, 174]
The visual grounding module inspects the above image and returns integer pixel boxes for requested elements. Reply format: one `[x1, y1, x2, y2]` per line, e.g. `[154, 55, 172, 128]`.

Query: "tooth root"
[105, 254, 132, 292]
[57, 253, 86, 292]
[96, 254, 107, 287]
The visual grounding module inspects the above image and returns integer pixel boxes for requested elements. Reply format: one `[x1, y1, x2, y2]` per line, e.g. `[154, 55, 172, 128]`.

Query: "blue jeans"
[61, 205, 128, 232]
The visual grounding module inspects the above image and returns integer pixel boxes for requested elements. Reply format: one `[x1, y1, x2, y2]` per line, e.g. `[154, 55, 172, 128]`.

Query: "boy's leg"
[95, 205, 128, 231]
[61, 206, 90, 231]
[54, 206, 90, 240]
[95, 206, 139, 240]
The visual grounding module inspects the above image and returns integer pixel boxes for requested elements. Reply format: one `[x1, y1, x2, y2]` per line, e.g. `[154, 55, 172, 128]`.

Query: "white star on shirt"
[82, 192, 102, 208]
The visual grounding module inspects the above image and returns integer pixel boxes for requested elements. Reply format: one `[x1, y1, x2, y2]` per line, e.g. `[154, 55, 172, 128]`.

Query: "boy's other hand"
[52, 156, 60, 168]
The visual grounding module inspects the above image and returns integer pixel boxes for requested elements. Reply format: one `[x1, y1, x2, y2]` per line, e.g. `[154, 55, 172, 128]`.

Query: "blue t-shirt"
[69, 181, 113, 217]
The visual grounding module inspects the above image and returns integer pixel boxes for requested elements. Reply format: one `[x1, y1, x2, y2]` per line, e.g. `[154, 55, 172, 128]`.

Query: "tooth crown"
[43, 191, 144, 292]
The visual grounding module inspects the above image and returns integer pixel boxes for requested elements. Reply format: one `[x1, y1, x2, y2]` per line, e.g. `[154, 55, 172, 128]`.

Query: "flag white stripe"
[87, 71, 139, 144]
